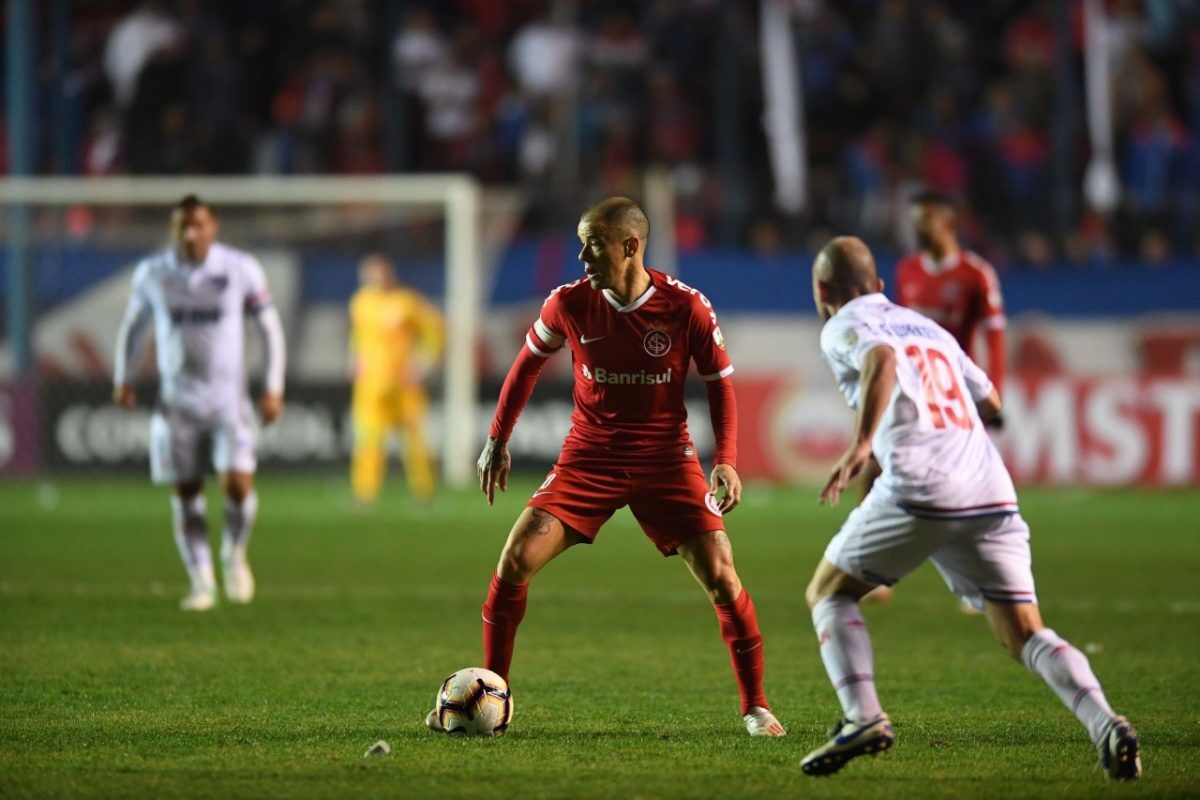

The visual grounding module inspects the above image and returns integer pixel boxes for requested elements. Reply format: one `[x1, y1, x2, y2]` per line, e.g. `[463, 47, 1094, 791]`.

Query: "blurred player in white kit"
[798, 237, 1140, 780]
[113, 195, 286, 611]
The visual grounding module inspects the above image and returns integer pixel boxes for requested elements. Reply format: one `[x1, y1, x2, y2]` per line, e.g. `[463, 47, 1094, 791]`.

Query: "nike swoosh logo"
[580, 335, 605, 344]
[531, 491, 553, 498]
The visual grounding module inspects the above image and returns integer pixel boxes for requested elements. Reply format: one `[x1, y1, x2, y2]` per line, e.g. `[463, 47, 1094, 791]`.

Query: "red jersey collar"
[601, 267, 658, 313]
[919, 250, 960, 275]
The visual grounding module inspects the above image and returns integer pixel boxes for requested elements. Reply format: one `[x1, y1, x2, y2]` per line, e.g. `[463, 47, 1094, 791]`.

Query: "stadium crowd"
[12, 0, 1200, 267]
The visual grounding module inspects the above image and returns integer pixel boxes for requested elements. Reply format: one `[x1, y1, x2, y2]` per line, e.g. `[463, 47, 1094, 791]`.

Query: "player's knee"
[497, 516, 554, 581]
[805, 570, 839, 609]
[699, 564, 740, 604]
[224, 479, 251, 504]
[174, 481, 203, 500]
[496, 545, 533, 582]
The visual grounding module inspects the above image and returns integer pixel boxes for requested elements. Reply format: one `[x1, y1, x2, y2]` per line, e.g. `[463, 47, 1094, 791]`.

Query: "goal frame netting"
[1, 175, 482, 488]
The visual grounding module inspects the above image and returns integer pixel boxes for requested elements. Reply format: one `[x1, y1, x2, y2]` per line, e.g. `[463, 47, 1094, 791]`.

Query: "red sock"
[714, 589, 769, 715]
[481, 572, 528, 681]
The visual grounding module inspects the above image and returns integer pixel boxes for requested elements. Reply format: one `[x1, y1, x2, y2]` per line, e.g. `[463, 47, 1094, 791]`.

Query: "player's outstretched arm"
[820, 345, 896, 507]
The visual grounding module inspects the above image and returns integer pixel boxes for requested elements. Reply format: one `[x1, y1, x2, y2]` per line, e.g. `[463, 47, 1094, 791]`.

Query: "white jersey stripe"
[981, 314, 1007, 331]
[524, 332, 554, 358]
[699, 365, 735, 381]
[533, 318, 564, 346]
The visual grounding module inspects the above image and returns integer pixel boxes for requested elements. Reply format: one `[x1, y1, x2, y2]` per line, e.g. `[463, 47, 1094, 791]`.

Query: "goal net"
[0, 176, 490, 488]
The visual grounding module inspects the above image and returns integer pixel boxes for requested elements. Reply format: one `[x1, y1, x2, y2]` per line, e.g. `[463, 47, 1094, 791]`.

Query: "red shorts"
[526, 460, 725, 556]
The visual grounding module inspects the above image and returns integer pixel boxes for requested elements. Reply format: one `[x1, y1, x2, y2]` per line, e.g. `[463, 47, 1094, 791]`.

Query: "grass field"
[1, 476, 1197, 799]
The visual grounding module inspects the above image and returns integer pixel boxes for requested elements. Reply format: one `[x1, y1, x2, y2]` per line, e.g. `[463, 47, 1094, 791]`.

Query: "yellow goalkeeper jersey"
[349, 287, 443, 385]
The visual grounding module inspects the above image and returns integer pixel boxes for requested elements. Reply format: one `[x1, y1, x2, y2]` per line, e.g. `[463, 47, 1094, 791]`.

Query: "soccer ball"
[434, 667, 514, 737]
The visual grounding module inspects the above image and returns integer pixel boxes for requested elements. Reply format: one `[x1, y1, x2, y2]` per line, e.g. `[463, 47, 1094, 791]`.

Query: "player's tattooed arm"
[710, 464, 742, 514]
[477, 437, 511, 506]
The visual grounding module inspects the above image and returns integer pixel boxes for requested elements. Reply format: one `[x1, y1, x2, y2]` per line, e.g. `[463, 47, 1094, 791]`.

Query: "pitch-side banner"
[34, 381, 712, 474]
[737, 375, 1200, 486]
[27, 377, 1200, 486]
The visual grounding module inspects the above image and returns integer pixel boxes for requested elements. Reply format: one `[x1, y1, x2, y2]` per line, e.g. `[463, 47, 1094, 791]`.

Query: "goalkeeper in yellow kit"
[349, 254, 443, 505]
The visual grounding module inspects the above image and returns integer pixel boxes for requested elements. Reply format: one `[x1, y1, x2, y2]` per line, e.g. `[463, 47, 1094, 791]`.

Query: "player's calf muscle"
[984, 602, 1044, 660]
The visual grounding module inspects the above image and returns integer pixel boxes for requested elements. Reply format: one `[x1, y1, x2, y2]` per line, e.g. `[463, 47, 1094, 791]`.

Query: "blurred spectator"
[392, 9, 448, 92]
[508, 11, 582, 99]
[103, 1, 184, 109]
[12, 0, 1200, 263]
[416, 35, 482, 171]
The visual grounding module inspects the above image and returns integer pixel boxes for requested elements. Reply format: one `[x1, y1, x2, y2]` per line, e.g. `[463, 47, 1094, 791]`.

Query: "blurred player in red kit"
[426, 197, 786, 737]
[894, 191, 1006, 394]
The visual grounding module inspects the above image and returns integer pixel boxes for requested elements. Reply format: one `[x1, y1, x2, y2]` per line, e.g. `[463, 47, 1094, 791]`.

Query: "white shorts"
[824, 491, 1037, 610]
[149, 401, 257, 485]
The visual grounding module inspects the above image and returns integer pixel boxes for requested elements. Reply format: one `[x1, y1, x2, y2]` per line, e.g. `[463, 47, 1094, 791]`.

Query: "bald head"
[812, 236, 883, 320]
[580, 196, 649, 244]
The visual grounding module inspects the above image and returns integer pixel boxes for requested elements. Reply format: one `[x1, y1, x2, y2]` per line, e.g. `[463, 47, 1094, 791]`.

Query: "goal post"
[0, 175, 482, 487]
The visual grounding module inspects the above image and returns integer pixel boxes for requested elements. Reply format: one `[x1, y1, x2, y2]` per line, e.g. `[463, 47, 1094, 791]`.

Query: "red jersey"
[512, 268, 733, 467]
[894, 250, 1007, 389]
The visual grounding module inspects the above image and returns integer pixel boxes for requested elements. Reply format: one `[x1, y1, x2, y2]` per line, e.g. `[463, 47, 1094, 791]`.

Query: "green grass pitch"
[1, 476, 1197, 798]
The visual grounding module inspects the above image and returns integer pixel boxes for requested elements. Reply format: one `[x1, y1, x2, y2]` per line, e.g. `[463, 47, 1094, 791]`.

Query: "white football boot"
[743, 706, 787, 737]
[179, 582, 218, 612]
[425, 709, 444, 733]
[1098, 716, 1141, 780]
[801, 714, 894, 776]
[220, 542, 255, 604]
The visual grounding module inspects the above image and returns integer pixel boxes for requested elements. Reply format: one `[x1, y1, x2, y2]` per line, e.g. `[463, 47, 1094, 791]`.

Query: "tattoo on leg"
[709, 531, 732, 553]
[524, 510, 557, 538]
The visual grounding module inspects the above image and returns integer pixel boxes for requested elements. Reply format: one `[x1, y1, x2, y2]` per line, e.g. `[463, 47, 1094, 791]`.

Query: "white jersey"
[114, 243, 284, 419]
[820, 293, 1017, 517]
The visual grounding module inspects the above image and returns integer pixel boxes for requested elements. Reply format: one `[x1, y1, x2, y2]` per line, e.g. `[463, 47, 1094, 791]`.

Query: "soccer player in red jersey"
[894, 191, 1006, 394]
[427, 197, 785, 737]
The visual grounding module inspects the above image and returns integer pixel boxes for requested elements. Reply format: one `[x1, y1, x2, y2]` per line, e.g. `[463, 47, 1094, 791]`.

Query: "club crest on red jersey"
[643, 329, 671, 357]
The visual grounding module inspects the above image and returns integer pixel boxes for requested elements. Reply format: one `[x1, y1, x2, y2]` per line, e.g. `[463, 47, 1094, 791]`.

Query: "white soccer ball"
[434, 667, 514, 737]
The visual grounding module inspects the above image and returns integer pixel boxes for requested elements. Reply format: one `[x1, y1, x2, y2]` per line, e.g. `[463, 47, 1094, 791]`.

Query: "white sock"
[171, 494, 214, 589]
[222, 491, 258, 555]
[812, 595, 883, 724]
[1022, 628, 1117, 744]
